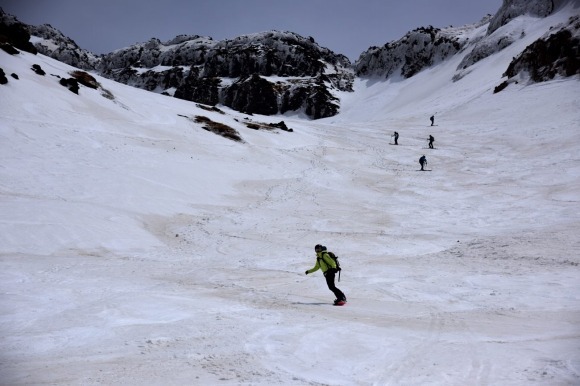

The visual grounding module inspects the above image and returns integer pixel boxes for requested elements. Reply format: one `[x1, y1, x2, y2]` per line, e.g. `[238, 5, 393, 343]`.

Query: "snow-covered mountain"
[355, 0, 580, 85]
[2, 0, 579, 120]
[0, 1, 579, 385]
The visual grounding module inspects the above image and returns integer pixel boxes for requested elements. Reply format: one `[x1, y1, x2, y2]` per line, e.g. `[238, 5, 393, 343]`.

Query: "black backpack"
[321, 249, 342, 281]
[326, 251, 341, 272]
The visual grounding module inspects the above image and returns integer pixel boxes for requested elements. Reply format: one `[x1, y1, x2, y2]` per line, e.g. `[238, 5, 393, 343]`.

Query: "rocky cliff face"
[93, 31, 354, 119]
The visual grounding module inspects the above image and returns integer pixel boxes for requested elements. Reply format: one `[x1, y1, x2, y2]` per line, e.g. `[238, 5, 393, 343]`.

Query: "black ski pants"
[324, 269, 345, 300]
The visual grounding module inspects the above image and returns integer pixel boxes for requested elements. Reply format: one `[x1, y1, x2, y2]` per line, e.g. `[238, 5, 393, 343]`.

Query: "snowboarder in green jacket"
[305, 244, 346, 305]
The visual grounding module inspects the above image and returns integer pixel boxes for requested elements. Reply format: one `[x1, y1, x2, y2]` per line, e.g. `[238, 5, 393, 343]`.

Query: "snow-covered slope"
[1, 4, 579, 386]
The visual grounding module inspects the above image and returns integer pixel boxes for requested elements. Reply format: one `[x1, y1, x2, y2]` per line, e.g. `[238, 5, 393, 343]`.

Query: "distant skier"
[430, 115, 435, 126]
[419, 155, 427, 171]
[428, 135, 435, 149]
[393, 131, 399, 145]
[305, 244, 346, 305]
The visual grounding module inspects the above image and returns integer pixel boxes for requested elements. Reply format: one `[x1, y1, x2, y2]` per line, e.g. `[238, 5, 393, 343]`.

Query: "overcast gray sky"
[1, 0, 503, 61]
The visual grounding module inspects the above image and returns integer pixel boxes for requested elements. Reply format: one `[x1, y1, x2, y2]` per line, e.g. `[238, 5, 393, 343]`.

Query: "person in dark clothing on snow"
[393, 131, 399, 145]
[419, 155, 428, 171]
[428, 135, 435, 149]
[430, 115, 435, 126]
[305, 244, 346, 305]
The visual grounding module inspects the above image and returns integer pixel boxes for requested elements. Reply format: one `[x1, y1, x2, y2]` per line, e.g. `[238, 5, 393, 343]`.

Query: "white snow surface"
[1, 8, 580, 386]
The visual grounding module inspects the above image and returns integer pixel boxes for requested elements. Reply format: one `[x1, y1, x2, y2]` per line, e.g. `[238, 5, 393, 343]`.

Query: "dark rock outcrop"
[174, 67, 220, 106]
[0, 8, 37, 54]
[504, 15, 580, 82]
[31, 64, 45, 75]
[0, 67, 8, 84]
[59, 77, 79, 94]
[223, 73, 279, 115]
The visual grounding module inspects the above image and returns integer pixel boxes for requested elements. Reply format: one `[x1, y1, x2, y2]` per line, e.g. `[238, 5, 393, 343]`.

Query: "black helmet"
[314, 244, 323, 252]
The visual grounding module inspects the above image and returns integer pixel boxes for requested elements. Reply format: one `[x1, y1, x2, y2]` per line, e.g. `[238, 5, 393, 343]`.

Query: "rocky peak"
[354, 26, 463, 79]
[96, 35, 216, 73]
[28, 23, 99, 70]
[200, 31, 350, 78]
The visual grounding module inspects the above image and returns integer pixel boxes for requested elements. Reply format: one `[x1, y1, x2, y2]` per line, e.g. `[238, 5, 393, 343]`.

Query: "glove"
[305, 270, 309, 275]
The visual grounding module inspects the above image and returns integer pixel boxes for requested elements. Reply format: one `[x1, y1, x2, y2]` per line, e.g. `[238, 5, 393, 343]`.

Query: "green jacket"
[306, 251, 337, 274]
